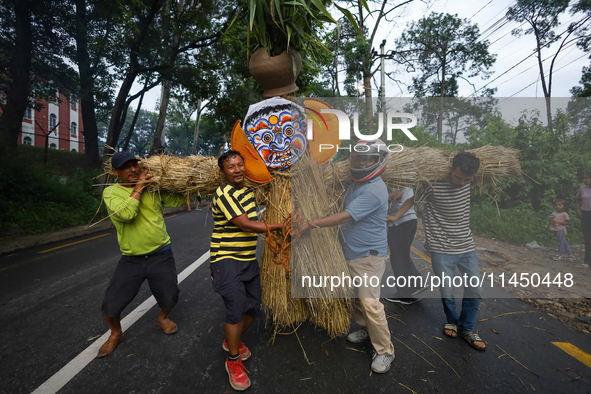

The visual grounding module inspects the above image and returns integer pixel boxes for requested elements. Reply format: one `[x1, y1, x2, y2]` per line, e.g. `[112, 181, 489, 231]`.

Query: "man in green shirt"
[98, 151, 185, 358]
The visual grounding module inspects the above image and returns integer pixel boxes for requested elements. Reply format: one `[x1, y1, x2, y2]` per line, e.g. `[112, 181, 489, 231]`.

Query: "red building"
[20, 93, 84, 152]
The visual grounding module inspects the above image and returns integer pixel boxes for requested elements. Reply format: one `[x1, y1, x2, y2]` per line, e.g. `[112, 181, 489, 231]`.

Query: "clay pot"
[249, 48, 302, 97]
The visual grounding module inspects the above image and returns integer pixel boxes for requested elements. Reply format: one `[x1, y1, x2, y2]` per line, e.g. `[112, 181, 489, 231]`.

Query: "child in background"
[549, 199, 575, 261]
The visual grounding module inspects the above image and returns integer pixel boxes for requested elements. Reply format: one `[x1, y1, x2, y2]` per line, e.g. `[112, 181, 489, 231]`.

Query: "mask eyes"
[284, 126, 294, 137]
[262, 132, 273, 144]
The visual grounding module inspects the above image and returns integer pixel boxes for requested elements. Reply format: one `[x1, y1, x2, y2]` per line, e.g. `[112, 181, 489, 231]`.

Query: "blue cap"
[111, 151, 139, 169]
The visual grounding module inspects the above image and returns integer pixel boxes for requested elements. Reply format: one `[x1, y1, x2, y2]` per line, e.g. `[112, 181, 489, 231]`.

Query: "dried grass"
[104, 153, 265, 197]
[292, 153, 353, 337]
[322, 145, 521, 196]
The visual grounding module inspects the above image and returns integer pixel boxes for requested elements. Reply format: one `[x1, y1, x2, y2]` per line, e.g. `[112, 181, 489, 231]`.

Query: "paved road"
[0, 209, 590, 393]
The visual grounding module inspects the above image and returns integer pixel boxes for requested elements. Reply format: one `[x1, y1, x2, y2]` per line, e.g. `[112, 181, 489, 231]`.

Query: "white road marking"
[32, 251, 211, 394]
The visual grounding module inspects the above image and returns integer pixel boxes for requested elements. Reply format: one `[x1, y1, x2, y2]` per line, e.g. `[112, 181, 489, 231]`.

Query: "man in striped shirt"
[416, 151, 485, 351]
[210, 150, 285, 391]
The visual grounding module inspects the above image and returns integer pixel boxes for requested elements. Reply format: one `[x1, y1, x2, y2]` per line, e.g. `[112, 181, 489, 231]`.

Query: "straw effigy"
[291, 153, 353, 338]
[258, 170, 310, 331]
[102, 144, 521, 338]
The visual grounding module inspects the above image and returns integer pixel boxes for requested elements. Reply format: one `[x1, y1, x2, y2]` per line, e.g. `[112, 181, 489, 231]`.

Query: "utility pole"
[380, 39, 386, 134]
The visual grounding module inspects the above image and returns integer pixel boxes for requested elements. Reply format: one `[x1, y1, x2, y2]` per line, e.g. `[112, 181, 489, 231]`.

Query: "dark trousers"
[101, 250, 180, 318]
[387, 219, 421, 298]
[583, 211, 591, 263]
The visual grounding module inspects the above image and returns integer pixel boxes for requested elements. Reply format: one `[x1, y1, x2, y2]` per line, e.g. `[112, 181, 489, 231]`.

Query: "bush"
[0, 145, 106, 237]
[471, 202, 584, 247]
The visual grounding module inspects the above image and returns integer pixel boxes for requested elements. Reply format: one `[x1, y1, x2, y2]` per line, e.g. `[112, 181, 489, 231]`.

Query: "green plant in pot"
[239, 0, 365, 97]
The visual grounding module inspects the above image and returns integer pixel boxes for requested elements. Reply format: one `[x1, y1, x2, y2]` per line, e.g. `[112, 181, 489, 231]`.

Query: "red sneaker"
[225, 357, 251, 391]
[222, 339, 251, 361]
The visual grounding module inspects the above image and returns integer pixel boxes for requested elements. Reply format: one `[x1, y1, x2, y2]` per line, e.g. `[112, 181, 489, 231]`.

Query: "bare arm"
[299, 211, 353, 234]
[387, 196, 415, 223]
[230, 214, 283, 233]
[388, 190, 402, 202]
[130, 170, 152, 201]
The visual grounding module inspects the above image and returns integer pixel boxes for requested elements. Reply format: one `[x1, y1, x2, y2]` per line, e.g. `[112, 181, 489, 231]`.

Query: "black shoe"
[411, 284, 430, 297]
[384, 297, 412, 305]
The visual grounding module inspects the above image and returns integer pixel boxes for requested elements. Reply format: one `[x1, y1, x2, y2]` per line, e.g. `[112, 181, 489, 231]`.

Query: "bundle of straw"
[105, 146, 520, 198]
[457, 145, 522, 186]
[259, 170, 310, 331]
[322, 145, 521, 192]
[105, 153, 269, 197]
[291, 153, 353, 337]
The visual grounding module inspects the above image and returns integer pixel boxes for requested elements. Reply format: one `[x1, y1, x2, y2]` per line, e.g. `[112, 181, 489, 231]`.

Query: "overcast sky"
[129, 0, 589, 114]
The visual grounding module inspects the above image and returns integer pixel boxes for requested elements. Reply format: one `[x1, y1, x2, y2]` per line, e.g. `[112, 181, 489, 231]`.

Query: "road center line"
[410, 246, 432, 265]
[32, 250, 211, 394]
[37, 234, 111, 254]
[552, 342, 591, 368]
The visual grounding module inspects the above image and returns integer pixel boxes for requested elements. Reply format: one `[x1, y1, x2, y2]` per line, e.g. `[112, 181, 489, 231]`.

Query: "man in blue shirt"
[300, 139, 395, 374]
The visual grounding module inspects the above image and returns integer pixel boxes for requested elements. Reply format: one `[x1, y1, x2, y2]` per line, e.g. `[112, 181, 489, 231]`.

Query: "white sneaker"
[371, 350, 395, 373]
[347, 329, 369, 343]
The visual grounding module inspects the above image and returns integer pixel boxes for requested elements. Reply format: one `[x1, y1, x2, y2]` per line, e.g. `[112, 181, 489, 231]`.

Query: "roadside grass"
[0, 145, 106, 237]
[471, 202, 584, 247]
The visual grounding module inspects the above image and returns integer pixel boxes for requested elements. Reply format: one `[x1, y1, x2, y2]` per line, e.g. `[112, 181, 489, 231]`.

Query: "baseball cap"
[111, 151, 139, 169]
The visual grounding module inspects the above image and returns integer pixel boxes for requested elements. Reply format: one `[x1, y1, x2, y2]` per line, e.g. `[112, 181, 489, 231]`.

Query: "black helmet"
[350, 139, 388, 182]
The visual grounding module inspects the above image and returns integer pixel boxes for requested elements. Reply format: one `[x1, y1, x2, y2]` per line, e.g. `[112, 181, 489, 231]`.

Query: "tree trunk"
[0, 0, 32, 152]
[75, 0, 100, 167]
[122, 90, 145, 151]
[356, 1, 374, 134]
[533, 27, 552, 131]
[151, 79, 171, 154]
[334, 25, 341, 97]
[192, 98, 202, 155]
[437, 62, 446, 142]
[150, 0, 183, 155]
[218, 135, 227, 156]
[105, 69, 137, 154]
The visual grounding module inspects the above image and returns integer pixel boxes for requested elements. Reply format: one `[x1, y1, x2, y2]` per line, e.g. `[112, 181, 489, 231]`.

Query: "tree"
[118, 108, 157, 156]
[103, 0, 223, 155]
[0, 0, 76, 152]
[71, 0, 122, 166]
[571, 66, 591, 97]
[406, 95, 497, 145]
[165, 97, 197, 156]
[395, 12, 496, 141]
[338, 0, 416, 131]
[506, 0, 591, 130]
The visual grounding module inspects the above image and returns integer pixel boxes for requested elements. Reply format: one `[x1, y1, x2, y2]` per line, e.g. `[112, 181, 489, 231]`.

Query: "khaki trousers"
[346, 255, 394, 356]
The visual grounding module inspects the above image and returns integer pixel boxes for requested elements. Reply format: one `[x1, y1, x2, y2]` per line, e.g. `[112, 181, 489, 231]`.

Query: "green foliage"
[395, 12, 496, 98]
[466, 109, 591, 212]
[506, 0, 569, 48]
[471, 202, 584, 246]
[241, 0, 345, 59]
[0, 145, 105, 237]
[118, 108, 157, 156]
[571, 65, 591, 97]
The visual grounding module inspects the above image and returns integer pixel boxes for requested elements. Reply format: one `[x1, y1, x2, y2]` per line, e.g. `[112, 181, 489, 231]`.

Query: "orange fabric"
[230, 120, 274, 183]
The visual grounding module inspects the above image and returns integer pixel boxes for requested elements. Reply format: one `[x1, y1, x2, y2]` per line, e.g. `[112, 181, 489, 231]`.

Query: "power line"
[489, 40, 580, 92]
[470, 15, 587, 97]
[499, 51, 589, 100]
[469, 0, 495, 20]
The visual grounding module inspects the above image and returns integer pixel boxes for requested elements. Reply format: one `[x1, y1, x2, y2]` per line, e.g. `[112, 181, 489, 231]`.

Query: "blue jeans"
[431, 251, 482, 334]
